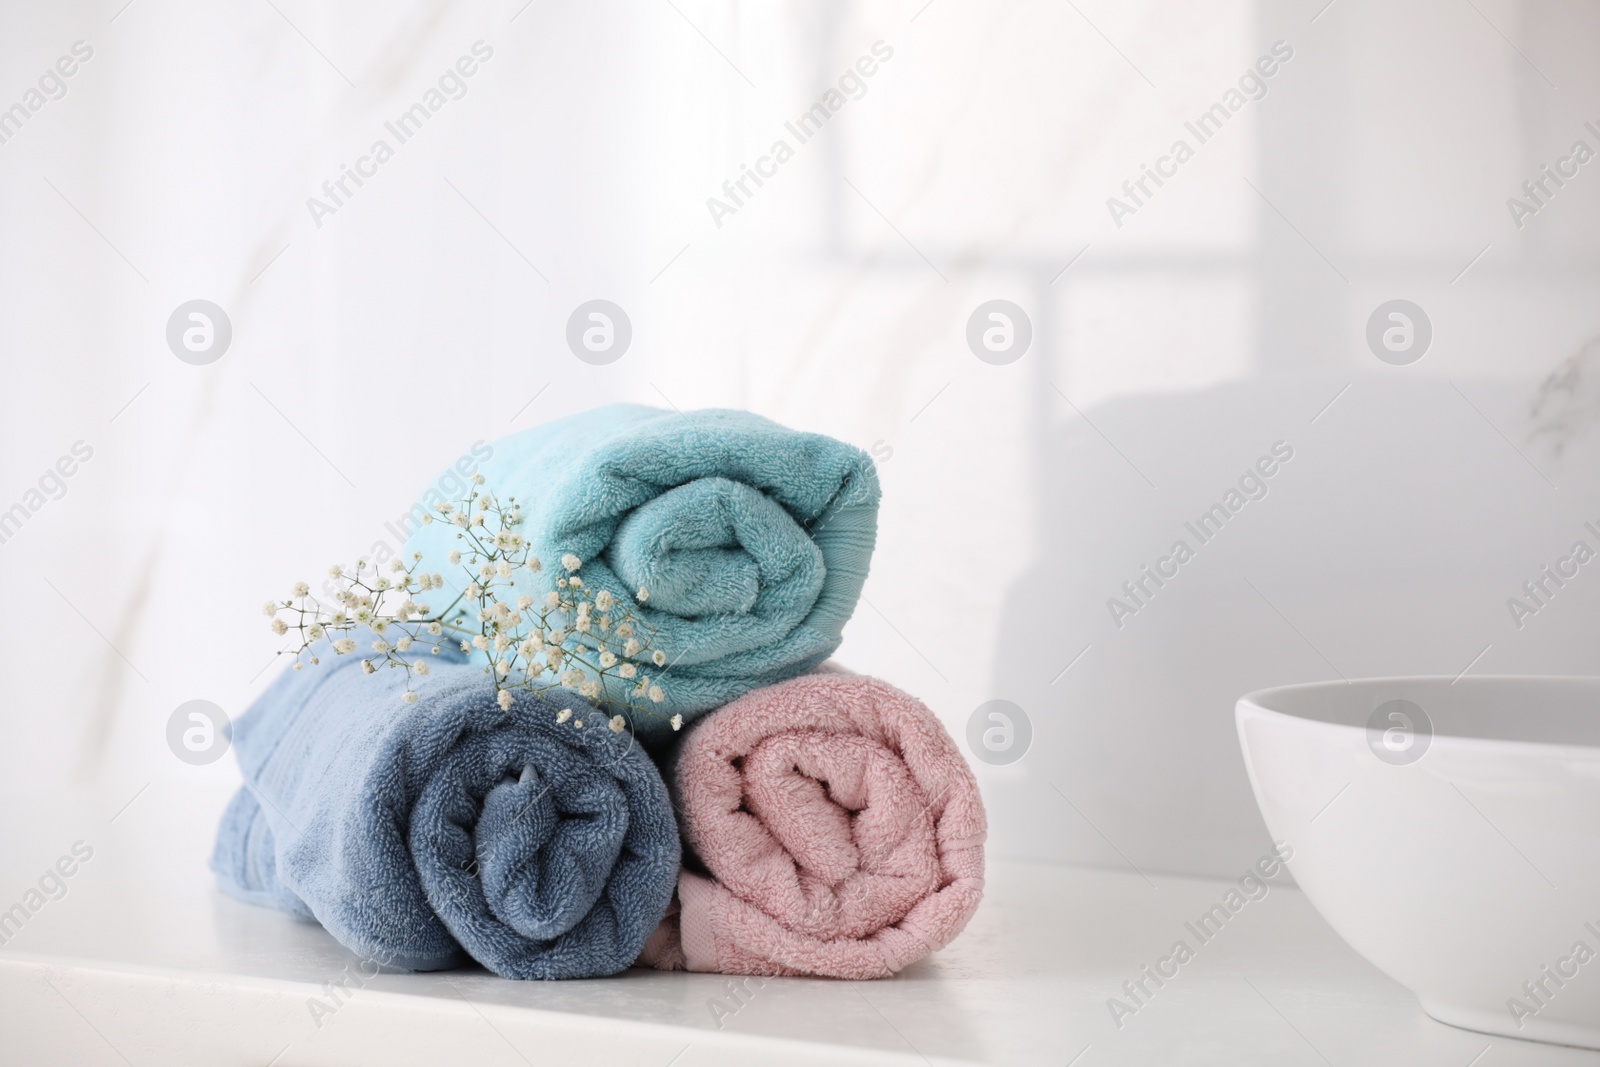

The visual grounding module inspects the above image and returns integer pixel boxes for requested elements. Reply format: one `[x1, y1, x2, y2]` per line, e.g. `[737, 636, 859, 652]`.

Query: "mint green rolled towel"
[404, 405, 880, 740]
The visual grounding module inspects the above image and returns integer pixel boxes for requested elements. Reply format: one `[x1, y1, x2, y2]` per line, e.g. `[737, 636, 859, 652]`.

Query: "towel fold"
[211, 640, 680, 979]
[638, 672, 986, 979]
[403, 404, 881, 741]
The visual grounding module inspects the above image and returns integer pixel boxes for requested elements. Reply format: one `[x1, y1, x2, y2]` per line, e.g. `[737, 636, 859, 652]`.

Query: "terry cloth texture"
[637, 672, 986, 978]
[403, 404, 881, 742]
[212, 640, 680, 979]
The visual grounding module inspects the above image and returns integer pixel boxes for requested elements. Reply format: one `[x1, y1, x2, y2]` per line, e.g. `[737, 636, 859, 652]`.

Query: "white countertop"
[1, 780, 1596, 1066]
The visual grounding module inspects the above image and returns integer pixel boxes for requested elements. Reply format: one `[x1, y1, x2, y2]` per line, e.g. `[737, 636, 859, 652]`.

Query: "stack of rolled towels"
[213, 404, 986, 980]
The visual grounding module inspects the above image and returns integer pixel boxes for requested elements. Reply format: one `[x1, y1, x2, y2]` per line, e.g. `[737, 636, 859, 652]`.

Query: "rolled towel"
[403, 405, 881, 741]
[638, 672, 986, 979]
[211, 640, 680, 979]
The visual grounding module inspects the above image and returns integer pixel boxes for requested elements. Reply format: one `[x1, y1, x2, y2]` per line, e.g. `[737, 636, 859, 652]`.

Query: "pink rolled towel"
[638, 672, 986, 979]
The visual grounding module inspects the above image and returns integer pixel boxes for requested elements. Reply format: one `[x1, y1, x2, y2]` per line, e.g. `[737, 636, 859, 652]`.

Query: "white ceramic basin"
[1237, 676, 1600, 1049]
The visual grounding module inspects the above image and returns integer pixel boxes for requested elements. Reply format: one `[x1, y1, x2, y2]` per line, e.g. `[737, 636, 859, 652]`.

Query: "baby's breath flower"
[402, 690, 418, 704]
[447, 550, 462, 565]
[292, 581, 310, 597]
[516, 595, 533, 611]
[608, 714, 626, 733]
[652, 650, 667, 667]
[619, 663, 637, 679]
[472, 635, 489, 650]
[396, 636, 412, 652]
[637, 586, 649, 602]
[526, 557, 542, 573]
[568, 576, 582, 589]
[595, 590, 614, 612]
[307, 624, 324, 640]
[561, 554, 582, 572]
[414, 660, 429, 675]
[372, 640, 390, 654]
[648, 685, 664, 703]
[332, 638, 357, 655]
[427, 622, 442, 636]
[328, 565, 342, 578]
[555, 708, 572, 723]
[560, 670, 581, 688]
[575, 616, 591, 634]
[497, 689, 513, 711]
[270, 618, 287, 635]
[579, 680, 601, 700]
[388, 558, 404, 573]
[545, 591, 561, 608]
[460, 640, 472, 653]
[262, 600, 278, 616]
[623, 638, 641, 657]
[471, 473, 485, 485]
[466, 583, 482, 599]
[361, 659, 375, 674]
[598, 651, 617, 668]
[452, 514, 469, 528]
[497, 559, 512, 579]
[670, 714, 683, 731]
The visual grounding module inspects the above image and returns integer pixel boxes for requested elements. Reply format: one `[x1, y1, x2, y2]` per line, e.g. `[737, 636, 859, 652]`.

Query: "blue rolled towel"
[211, 639, 680, 979]
[404, 404, 881, 740]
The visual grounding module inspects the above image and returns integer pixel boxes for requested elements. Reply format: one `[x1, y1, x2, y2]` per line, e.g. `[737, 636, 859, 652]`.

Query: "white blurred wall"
[2, 0, 1598, 879]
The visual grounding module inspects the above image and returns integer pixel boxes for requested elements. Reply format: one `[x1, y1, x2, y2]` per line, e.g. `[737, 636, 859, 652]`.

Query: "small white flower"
[472, 473, 485, 485]
[595, 590, 614, 612]
[332, 638, 357, 655]
[573, 718, 584, 729]
[560, 670, 582, 688]
[561, 554, 582, 572]
[623, 638, 641, 657]
[637, 586, 650, 602]
[619, 663, 637, 679]
[466, 583, 482, 599]
[452, 514, 469, 528]
[361, 659, 375, 674]
[556, 708, 572, 724]
[547, 628, 566, 645]
[389, 558, 405, 573]
[370, 618, 387, 635]
[421, 514, 433, 525]
[497, 659, 510, 676]
[579, 679, 600, 699]
[472, 635, 489, 650]
[402, 690, 419, 704]
[497, 559, 512, 579]
[497, 689, 514, 711]
[414, 661, 429, 675]
[293, 662, 303, 671]
[568, 576, 582, 589]
[434, 501, 454, 514]
[575, 616, 591, 634]
[270, 618, 287, 635]
[608, 715, 626, 733]
[328, 565, 343, 578]
[494, 634, 511, 652]
[599, 651, 617, 668]
[262, 600, 278, 616]
[616, 623, 634, 638]
[546, 647, 564, 667]
[460, 640, 472, 653]
[526, 557, 542, 573]
[447, 550, 462, 565]
[308, 624, 324, 640]
[652, 650, 667, 667]
[471, 512, 486, 526]
[432, 573, 443, 588]
[516, 595, 533, 611]
[292, 581, 310, 597]
[670, 714, 683, 731]
[396, 636, 412, 652]
[372, 640, 390, 654]
[545, 591, 561, 608]
[648, 685, 664, 703]
[427, 622, 442, 636]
